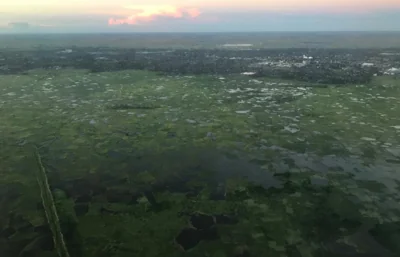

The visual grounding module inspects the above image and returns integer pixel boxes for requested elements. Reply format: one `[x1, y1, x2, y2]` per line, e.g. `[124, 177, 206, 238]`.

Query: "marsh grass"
[1, 68, 399, 256]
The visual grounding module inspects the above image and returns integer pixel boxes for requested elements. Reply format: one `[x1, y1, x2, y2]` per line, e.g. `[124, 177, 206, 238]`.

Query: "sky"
[1, 0, 400, 33]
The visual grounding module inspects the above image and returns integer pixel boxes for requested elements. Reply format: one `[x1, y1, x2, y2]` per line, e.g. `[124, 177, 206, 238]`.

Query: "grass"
[1, 68, 400, 256]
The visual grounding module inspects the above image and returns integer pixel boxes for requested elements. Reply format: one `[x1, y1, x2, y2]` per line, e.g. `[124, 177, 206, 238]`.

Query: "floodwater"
[1, 36, 400, 257]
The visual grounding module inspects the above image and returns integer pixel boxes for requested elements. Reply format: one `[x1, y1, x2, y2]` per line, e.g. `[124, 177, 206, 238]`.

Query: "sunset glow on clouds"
[108, 5, 201, 25]
[1, 0, 400, 32]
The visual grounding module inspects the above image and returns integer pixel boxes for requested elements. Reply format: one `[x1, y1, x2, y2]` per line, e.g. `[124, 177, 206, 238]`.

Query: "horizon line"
[1, 30, 400, 35]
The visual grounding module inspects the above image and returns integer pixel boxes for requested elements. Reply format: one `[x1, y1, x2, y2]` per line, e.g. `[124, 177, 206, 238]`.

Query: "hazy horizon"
[1, 1, 400, 33]
[1, 30, 400, 34]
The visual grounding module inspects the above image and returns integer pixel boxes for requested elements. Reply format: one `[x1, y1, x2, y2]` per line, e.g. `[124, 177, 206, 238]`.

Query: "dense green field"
[1, 68, 399, 256]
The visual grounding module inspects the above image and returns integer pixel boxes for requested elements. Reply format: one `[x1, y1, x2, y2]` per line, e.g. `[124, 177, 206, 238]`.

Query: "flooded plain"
[1, 45, 400, 257]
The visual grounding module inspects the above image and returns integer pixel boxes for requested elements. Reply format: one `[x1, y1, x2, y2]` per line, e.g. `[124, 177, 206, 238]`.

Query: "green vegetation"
[0, 68, 399, 256]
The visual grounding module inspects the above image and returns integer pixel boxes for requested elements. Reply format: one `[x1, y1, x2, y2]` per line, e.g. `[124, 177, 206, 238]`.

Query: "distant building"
[241, 72, 256, 75]
[59, 49, 73, 54]
[361, 62, 374, 67]
[384, 67, 400, 75]
[302, 55, 313, 65]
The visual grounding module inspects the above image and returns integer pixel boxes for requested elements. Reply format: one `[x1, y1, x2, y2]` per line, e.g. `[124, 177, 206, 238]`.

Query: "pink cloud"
[186, 8, 201, 18]
[190, 15, 220, 24]
[108, 5, 201, 25]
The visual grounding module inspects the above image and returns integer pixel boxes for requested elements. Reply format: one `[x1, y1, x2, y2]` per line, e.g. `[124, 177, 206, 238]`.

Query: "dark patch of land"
[1, 46, 400, 84]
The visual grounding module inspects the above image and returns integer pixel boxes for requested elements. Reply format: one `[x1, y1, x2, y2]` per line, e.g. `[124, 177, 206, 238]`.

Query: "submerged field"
[1, 67, 400, 256]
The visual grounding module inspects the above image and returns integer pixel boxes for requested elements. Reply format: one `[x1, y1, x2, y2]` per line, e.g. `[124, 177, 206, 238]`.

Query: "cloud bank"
[108, 5, 201, 25]
[1, 1, 400, 32]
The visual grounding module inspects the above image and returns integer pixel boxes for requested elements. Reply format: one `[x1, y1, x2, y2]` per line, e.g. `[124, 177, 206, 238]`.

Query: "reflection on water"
[1, 145, 398, 256]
